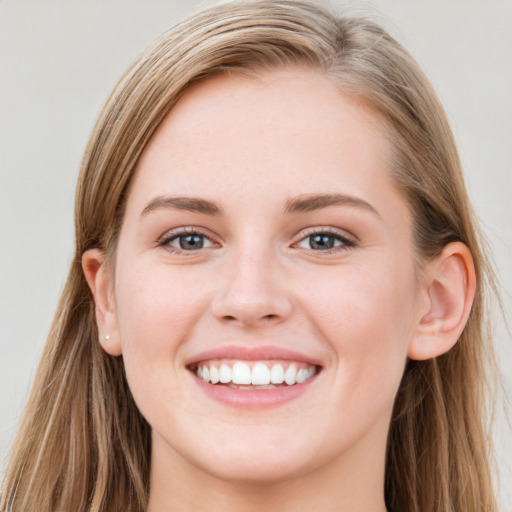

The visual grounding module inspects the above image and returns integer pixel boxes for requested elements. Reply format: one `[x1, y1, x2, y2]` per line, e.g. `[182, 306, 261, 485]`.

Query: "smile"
[194, 360, 318, 388]
[186, 346, 322, 408]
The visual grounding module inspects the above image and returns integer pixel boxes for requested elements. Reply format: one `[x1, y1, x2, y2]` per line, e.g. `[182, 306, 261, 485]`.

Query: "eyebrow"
[284, 193, 380, 217]
[140, 192, 379, 218]
[141, 196, 222, 216]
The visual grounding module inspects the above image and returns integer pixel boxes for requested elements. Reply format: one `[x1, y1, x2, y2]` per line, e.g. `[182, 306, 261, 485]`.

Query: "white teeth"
[296, 368, 307, 383]
[251, 363, 271, 385]
[232, 362, 252, 385]
[195, 361, 317, 386]
[270, 364, 285, 384]
[219, 364, 232, 383]
[284, 364, 297, 385]
[210, 366, 220, 384]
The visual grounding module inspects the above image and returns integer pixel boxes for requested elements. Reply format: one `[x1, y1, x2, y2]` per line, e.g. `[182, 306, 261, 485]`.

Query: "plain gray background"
[1, 0, 511, 508]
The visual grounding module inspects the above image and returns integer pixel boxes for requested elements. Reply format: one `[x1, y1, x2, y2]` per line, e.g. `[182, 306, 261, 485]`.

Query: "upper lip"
[185, 345, 323, 367]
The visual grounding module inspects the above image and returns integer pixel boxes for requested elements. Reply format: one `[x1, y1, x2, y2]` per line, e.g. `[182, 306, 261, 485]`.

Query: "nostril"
[221, 313, 278, 323]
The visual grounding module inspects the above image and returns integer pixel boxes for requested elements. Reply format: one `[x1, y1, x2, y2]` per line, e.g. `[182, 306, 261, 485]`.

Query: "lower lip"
[190, 371, 319, 409]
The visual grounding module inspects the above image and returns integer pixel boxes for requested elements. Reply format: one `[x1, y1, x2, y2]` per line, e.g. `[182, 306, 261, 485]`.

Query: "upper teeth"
[195, 361, 317, 386]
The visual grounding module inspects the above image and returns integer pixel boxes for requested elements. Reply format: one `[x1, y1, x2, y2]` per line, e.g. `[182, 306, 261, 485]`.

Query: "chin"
[200, 454, 309, 485]
[190, 430, 322, 484]
[154, 426, 312, 485]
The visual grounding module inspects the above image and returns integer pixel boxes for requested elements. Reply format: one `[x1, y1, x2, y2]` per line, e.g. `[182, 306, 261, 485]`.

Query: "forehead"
[129, 67, 403, 217]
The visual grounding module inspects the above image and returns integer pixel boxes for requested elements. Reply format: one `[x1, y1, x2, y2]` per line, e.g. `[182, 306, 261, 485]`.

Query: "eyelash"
[157, 227, 218, 255]
[157, 226, 356, 256]
[293, 227, 356, 254]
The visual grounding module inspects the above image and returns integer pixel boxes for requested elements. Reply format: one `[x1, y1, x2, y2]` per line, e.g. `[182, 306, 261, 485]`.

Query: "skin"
[83, 68, 476, 511]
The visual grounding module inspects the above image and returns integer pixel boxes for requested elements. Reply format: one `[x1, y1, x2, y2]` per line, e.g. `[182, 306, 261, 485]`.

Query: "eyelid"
[157, 226, 220, 251]
[291, 226, 357, 251]
[294, 225, 356, 241]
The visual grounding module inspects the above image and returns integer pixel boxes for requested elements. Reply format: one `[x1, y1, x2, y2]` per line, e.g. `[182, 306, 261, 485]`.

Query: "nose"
[210, 246, 293, 328]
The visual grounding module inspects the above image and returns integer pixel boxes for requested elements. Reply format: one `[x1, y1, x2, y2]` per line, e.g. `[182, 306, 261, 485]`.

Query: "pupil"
[310, 234, 334, 250]
[179, 234, 203, 250]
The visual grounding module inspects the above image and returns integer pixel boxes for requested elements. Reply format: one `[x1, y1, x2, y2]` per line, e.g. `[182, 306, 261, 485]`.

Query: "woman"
[0, 1, 499, 510]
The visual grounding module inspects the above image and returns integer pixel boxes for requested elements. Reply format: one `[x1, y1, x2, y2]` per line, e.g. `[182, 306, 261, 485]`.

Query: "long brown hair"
[1, 1, 499, 510]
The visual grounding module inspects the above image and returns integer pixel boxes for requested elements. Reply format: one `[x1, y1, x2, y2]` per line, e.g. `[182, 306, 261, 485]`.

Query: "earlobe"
[82, 249, 122, 356]
[408, 242, 476, 361]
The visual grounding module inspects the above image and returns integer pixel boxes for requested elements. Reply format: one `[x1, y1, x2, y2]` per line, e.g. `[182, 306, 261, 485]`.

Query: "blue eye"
[160, 231, 215, 252]
[177, 234, 205, 250]
[296, 231, 355, 251]
[308, 234, 337, 250]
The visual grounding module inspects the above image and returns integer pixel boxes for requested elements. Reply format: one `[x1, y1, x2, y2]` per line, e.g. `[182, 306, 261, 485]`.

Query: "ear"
[82, 249, 122, 356]
[408, 242, 476, 361]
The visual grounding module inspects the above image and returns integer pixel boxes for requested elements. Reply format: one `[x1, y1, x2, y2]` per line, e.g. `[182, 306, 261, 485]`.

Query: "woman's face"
[110, 68, 427, 483]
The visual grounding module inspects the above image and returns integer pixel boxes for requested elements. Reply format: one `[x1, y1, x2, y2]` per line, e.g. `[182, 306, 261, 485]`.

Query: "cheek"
[116, 259, 206, 340]
[113, 260, 209, 397]
[302, 259, 416, 341]
[298, 259, 417, 399]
